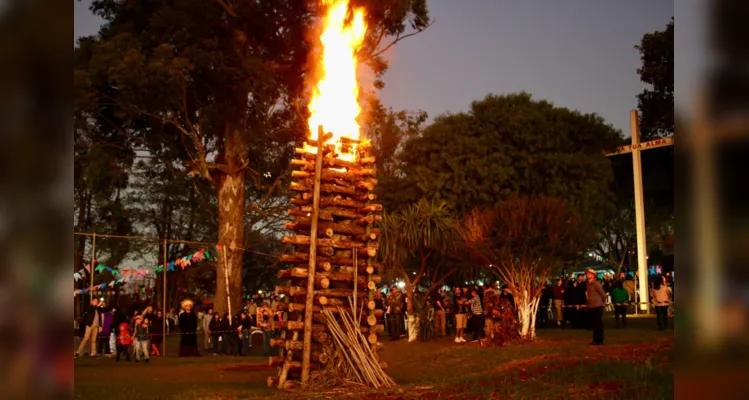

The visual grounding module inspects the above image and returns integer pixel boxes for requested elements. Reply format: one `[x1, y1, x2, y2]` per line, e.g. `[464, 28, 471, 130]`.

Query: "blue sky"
[75, 0, 676, 135]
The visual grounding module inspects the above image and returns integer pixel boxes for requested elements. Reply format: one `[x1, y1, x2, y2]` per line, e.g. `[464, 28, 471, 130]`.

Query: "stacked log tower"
[268, 126, 384, 389]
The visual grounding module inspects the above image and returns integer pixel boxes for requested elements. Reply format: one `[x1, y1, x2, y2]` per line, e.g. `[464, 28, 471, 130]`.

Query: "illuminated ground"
[73, 316, 673, 399]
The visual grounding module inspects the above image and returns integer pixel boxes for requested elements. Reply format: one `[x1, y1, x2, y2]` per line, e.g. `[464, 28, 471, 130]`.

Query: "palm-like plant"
[379, 199, 460, 328]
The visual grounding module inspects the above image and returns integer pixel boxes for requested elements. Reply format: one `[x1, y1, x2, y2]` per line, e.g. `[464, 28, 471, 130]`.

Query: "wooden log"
[278, 267, 381, 285]
[368, 333, 378, 345]
[367, 315, 378, 326]
[355, 232, 378, 241]
[280, 254, 333, 270]
[276, 320, 326, 332]
[337, 265, 377, 275]
[274, 302, 341, 316]
[355, 193, 376, 201]
[299, 206, 362, 219]
[281, 252, 381, 270]
[293, 195, 368, 210]
[359, 156, 376, 164]
[356, 180, 377, 191]
[290, 350, 329, 364]
[306, 132, 334, 146]
[274, 338, 326, 351]
[316, 296, 346, 306]
[269, 356, 285, 367]
[356, 247, 377, 258]
[315, 276, 330, 289]
[288, 207, 334, 221]
[367, 300, 376, 310]
[291, 218, 380, 236]
[359, 324, 385, 334]
[282, 235, 378, 251]
[312, 331, 329, 344]
[360, 204, 383, 213]
[284, 360, 320, 371]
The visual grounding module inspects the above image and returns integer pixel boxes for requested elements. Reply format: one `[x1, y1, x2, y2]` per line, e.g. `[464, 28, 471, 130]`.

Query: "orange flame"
[307, 0, 367, 162]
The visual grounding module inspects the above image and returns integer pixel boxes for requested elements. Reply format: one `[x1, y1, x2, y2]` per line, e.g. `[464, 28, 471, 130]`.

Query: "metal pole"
[302, 125, 325, 385]
[630, 110, 650, 313]
[163, 239, 168, 356]
[90, 233, 96, 302]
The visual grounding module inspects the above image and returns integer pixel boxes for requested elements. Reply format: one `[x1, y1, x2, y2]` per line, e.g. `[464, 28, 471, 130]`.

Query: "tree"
[459, 196, 592, 339]
[592, 201, 636, 272]
[636, 17, 674, 140]
[387, 93, 622, 220]
[75, 0, 432, 315]
[378, 198, 460, 342]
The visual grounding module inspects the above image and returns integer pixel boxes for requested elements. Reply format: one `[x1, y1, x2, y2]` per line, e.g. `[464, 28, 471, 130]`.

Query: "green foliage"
[384, 93, 622, 223]
[379, 198, 458, 268]
[636, 17, 674, 140]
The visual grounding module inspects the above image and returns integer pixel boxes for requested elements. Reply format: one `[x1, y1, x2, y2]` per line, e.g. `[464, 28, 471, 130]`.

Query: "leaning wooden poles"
[269, 125, 384, 389]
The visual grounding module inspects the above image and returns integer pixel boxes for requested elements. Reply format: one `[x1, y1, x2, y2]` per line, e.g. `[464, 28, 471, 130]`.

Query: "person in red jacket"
[116, 322, 132, 362]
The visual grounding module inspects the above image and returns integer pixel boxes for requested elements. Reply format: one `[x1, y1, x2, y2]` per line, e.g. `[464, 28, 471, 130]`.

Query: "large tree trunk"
[214, 125, 245, 317]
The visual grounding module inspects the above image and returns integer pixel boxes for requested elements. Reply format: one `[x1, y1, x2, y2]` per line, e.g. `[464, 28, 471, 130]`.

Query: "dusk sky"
[74, 0, 675, 136]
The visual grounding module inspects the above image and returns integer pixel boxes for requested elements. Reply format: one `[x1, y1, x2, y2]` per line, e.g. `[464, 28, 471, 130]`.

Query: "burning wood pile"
[267, 128, 386, 390]
[266, 0, 391, 390]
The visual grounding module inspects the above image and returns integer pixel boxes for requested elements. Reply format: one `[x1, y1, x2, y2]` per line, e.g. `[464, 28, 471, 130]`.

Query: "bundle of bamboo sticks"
[321, 303, 395, 389]
[268, 127, 384, 390]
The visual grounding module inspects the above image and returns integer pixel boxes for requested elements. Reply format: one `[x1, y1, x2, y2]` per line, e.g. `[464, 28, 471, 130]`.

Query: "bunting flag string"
[73, 286, 208, 298]
[73, 245, 220, 295]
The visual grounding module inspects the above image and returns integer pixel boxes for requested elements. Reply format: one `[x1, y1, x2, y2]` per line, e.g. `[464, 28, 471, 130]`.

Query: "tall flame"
[307, 0, 367, 161]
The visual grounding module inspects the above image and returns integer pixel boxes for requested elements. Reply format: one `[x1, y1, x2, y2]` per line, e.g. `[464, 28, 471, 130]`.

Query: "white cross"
[605, 110, 674, 312]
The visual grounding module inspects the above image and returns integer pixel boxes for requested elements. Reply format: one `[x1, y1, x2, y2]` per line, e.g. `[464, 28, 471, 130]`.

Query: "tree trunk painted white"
[516, 288, 541, 339]
[407, 314, 419, 342]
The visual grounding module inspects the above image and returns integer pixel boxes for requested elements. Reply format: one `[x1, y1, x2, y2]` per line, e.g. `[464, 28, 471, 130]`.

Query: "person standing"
[467, 289, 485, 342]
[209, 312, 222, 355]
[133, 316, 150, 363]
[96, 304, 114, 356]
[651, 276, 672, 330]
[239, 312, 252, 356]
[611, 281, 629, 328]
[433, 288, 446, 337]
[257, 301, 274, 356]
[453, 288, 467, 343]
[202, 308, 213, 351]
[552, 279, 565, 327]
[115, 322, 132, 363]
[150, 310, 164, 356]
[385, 287, 404, 341]
[166, 307, 178, 334]
[177, 299, 201, 357]
[585, 268, 607, 345]
[75, 298, 101, 358]
[482, 283, 498, 339]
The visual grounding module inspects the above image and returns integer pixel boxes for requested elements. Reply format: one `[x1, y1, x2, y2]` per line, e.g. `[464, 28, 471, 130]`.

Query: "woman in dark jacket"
[209, 312, 222, 355]
[563, 280, 578, 329]
[220, 313, 236, 356]
[150, 310, 164, 356]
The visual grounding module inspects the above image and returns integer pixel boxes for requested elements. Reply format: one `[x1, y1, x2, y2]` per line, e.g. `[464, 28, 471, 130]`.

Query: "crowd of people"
[74, 295, 292, 361]
[74, 271, 673, 360]
[383, 269, 674, 346]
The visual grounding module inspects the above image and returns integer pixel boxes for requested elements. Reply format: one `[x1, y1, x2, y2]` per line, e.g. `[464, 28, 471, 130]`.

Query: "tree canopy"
[636, 17, 674, 141]
[381, 93, 622, 222]
[74, 0, 432, 314]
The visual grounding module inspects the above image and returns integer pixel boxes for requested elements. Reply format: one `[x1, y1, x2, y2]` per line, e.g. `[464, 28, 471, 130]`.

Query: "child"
[116, 322, 132, 362]
[133, 316, 151, 363]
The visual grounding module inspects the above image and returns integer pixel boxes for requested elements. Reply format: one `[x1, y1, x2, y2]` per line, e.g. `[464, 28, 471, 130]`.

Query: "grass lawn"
[74, 315, 673, 399]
